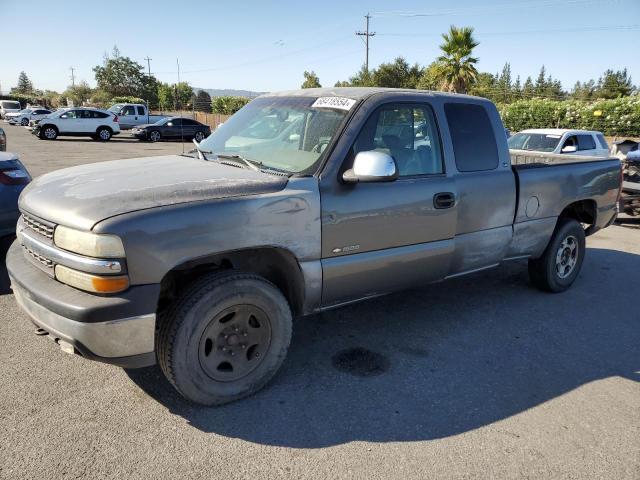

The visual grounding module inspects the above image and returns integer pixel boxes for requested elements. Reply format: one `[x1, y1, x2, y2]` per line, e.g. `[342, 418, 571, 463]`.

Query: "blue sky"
[1, 0, 639, 94]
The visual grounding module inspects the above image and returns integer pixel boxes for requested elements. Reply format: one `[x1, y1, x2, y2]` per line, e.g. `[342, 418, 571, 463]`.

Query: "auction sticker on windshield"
[312, 97, 357, 111]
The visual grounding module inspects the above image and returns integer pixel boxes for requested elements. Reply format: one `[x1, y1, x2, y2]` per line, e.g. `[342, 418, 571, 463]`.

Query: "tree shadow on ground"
[125, 247, 639, 447]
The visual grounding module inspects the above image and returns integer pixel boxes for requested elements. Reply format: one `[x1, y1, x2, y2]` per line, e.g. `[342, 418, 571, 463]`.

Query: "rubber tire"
[157, 271, 292, 406]
[194, 131, 205, 142]
[149, 130, 161, 142]
[96, 127, 112, 141]
[20, 118, 29, 126]
[528, 218, 586, 293]
[40, 125, 58, 140]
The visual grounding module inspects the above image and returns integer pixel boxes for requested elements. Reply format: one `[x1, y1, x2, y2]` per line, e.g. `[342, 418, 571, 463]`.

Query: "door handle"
[433, 192, 456, 209]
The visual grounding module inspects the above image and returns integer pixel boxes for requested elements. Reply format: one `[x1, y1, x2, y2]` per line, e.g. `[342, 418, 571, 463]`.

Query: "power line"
[377, 24, 640, 37]
[355, 13, 376, 73]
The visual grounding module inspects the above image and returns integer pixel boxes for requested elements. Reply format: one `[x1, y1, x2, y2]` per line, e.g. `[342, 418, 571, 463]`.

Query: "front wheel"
[20, 118, 29, 126]
[194, 131, 205, 142]
[528, 218, 586, 292]
[157, 272, 292, 406]
[40, 125, 58, 140]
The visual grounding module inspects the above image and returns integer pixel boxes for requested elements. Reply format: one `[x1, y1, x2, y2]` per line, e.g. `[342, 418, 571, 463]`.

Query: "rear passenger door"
[320, 102, 457, 306]
[443, 102, 516, 277]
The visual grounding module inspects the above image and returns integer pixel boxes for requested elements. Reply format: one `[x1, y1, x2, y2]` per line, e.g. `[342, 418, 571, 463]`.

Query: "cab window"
[352, 104, 444, 176]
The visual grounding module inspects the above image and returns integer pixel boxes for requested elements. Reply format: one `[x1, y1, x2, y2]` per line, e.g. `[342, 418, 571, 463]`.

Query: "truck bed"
[506, 152, 621, 260]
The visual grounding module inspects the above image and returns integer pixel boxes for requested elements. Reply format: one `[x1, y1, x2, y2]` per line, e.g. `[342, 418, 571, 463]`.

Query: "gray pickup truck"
[7, 88, 621, 405]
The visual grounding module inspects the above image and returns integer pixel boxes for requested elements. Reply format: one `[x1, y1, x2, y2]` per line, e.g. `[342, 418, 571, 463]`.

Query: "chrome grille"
[24, 245, 55, 273]
[21, 213, 55, 239]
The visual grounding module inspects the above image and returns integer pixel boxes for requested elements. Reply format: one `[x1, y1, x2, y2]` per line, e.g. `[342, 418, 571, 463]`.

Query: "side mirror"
[167, 122, 173, 127]
[60, 114, 68, 119]
[343, 151, 398, 183]
[561, 145, 577, 153]
[288, 133, 300, 143]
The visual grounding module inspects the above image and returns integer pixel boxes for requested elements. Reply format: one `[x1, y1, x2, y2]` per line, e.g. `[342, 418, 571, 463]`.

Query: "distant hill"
[193, 87, 265, 98]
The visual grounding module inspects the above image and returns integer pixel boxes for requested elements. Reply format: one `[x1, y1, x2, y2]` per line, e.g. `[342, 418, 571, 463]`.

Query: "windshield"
[198, 96, 351, 174]
[1, 102, 21, 109]
[108, 104, 123, 113]
[508, 133, 562, 152]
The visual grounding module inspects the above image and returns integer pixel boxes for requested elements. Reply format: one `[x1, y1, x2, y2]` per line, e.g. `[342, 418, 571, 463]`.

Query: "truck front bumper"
[6, 240, 159, 368]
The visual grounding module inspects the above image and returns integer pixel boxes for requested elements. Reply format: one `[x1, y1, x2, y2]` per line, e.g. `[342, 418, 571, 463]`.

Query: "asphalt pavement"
[0, 124, 638, 479]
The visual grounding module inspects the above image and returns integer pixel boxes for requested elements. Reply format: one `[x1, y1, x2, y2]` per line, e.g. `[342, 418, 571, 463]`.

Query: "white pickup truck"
[508, 129, 610, 157]
[107, 103, 167, 130]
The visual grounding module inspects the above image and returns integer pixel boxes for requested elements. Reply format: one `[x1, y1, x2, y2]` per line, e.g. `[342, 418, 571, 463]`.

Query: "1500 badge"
[332, 244, 361, 254]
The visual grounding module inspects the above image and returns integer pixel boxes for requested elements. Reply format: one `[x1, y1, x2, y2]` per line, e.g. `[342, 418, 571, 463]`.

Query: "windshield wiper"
[213, 153, 261, 171]
[191, 139, 210, 160]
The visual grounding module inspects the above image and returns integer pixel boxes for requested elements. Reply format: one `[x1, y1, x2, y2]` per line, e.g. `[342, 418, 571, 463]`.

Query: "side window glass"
[577, 134, 596, 150]
[122, 106, 136, 115]
[137, 106, 145, 115]
[170, 118, 182, 126]
[353, 104, 444, 176]
[444, 103, 498, 172]
[563, 135, 578, 149]
[596, 134, 608, 150]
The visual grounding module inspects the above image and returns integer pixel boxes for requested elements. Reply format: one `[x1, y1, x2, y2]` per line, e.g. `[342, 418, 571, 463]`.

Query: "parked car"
[32, 107, 120, 141]
[508, 129, 609, 157]
[0, 100, 22, 119]
[7, 108, 52, 126]
[131, 117, 211, 142]
[1, 152, 31, 243]
[619, 149, 640, 217]
[0, 127, 5, 151]
[7, 88, 621, 406]
[107, 103, 166, 129]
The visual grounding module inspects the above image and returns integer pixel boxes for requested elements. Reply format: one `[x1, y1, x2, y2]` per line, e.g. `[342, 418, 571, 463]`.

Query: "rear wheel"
[157, 271, 292, 405]
[528, 218, 586, 292]
[149, 130, 161, 142]
[96, 127, 112, 141]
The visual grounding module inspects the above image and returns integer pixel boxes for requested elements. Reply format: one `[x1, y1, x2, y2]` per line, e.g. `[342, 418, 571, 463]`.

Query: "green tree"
[347, 65, 375, 87]
[174, 82, 193, 109]
[93, 46, 156, 99]
[596, 69, 634, 99]
[195, 90, 212, 112]
[12, 71, 34, 94]
[372, 57, 422, 88]
[334, 80, 351, 87]
[211, 96, 250, 115]
[522, 76, 534, 98]
[417, 62, 446, 90]
[63, 80, 93, 106]
[496, 62, 513, 103]
[301, 71, 322, 88]
[157, 82, 175, 110]
[571, 80, 596, 100]
[436, 25, 479, 93]
[468, 72, 499, 102]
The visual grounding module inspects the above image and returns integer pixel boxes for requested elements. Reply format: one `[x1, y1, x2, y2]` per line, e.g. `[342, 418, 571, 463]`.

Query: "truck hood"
[19, 155, 289, 230]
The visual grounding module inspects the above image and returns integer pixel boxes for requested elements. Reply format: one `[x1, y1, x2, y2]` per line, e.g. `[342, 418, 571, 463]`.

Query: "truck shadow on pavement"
[126, 247, 639, 448]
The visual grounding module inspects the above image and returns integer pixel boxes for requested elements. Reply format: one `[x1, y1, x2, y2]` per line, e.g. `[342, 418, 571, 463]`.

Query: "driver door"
[320, 102, 457, 307]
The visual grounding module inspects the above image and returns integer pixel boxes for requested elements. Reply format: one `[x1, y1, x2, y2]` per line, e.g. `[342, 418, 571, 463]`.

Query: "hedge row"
[498, 97, 640, 137]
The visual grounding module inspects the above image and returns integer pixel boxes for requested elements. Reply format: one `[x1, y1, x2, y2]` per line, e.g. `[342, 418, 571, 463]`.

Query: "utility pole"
[69, 67, 75, 87]
[144, 56, 152, 76]
[355, 13, 376, 73]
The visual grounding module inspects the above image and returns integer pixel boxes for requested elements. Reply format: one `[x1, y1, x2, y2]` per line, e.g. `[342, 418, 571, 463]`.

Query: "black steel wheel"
[157, 271, 292, 405]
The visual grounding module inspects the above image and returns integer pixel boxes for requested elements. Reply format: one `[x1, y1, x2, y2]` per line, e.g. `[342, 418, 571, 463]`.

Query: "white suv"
[7, 108, 53, 126]
[34, 107, 121, 141]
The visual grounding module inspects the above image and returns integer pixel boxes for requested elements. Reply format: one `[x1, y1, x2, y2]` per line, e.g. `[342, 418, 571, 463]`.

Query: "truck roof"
[519, 128, 603, 136]
[261, 87, 484, 101]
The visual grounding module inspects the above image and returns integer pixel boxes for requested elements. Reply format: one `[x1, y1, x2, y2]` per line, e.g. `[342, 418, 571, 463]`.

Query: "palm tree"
[437, 26, 479, 94]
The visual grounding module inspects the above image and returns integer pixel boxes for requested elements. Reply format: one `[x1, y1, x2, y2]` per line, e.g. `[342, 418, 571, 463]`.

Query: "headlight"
[55, 265, 129, 293]
[54, 225, 125, 258]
